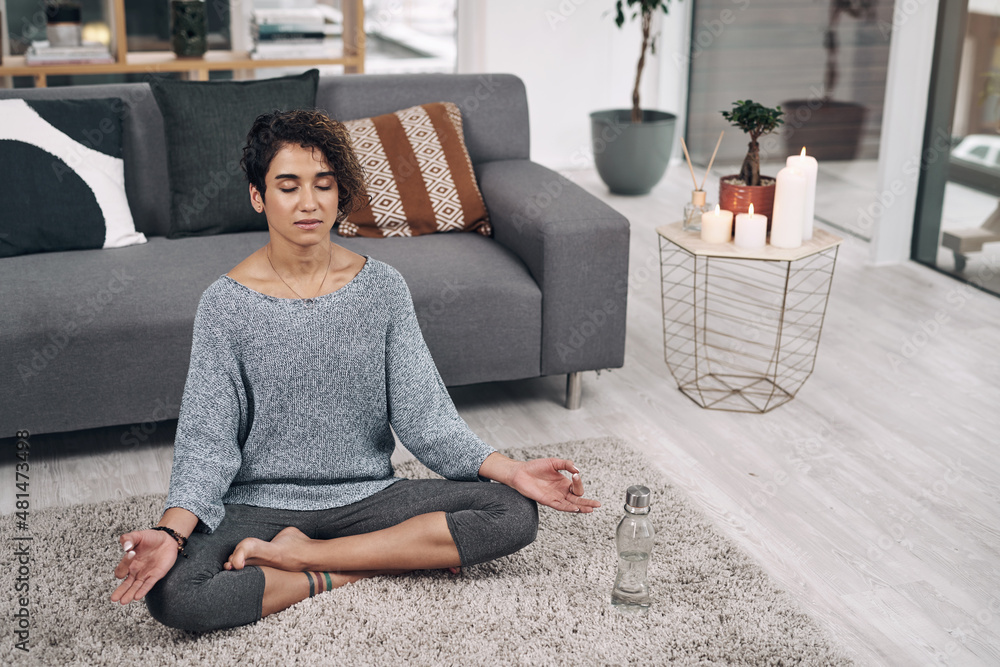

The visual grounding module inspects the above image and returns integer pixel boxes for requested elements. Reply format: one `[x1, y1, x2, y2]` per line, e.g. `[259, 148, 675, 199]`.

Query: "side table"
[656, 222, 843, 413]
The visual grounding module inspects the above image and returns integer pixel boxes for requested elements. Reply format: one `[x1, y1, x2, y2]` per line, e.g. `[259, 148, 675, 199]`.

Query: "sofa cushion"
[0, 232, 540, 434]
[149, 69, 319, 239]
[0, 98, 146, 258]
[336, 233, 541, 385]
[337, 102, 491, 238]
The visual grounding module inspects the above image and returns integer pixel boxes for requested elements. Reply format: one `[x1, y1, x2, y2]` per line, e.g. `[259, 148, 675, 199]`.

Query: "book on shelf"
[255, 24, 341, 40]
[26, 40, 114, 65]
[250, 43, 341, 61]
[251, 6, 343, 26]
[248, 6, 343, 61]
[256, 31, 330, 42]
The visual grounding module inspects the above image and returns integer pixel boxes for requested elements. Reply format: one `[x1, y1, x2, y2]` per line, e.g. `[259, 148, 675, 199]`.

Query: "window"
[685, 0, 895, 242]
[912, 2, 1000, 297]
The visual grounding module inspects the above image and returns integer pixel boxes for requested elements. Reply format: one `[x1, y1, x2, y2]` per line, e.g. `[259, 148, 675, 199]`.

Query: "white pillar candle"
[770, 165, 806, 249]
[787, 147, 818, 241]
[734, 203, 767, 250]
[701, 205, 734, 244]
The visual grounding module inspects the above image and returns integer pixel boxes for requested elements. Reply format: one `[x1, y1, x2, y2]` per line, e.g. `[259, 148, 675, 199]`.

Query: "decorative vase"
[590, 109, 677, 195]
[719, 175, 776, 227]
[170, 0, 207, 58]
[781, 99, 867, 161]
[46, 2, 83, 48]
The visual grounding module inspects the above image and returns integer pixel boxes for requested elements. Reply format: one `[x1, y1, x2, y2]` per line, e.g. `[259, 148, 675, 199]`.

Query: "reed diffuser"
[681, 131, 723, 232]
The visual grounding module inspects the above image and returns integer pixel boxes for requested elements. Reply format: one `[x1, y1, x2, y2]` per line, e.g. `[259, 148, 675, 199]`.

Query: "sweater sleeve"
[385, 275, 495, 480]
[163, 288, 246, 533]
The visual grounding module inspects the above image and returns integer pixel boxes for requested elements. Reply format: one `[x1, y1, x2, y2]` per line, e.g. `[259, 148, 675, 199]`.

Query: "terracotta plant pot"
[719, 175, 776, 227]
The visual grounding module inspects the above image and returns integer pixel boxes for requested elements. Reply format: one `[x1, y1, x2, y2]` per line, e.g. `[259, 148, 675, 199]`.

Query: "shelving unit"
[0, 0, 364, 88]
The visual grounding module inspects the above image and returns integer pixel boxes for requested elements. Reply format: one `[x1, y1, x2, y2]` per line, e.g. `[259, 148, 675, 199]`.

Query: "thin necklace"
[265, 243, 333, 308]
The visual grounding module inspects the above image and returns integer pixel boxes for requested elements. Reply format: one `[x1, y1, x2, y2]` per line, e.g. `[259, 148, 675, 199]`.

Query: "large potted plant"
[719, 99, 784, 222]
[590, 0, 678, 195]
[782, 0, 874, 160]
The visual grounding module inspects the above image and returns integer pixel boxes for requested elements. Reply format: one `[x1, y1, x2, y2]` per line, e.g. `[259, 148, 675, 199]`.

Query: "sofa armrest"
[476, 160, 629, 376]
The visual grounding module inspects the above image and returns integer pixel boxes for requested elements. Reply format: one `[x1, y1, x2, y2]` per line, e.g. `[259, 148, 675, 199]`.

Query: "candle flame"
[715, 204, 720, 214]
[748, 203, 754, 216]
[801, 147, 807, 157]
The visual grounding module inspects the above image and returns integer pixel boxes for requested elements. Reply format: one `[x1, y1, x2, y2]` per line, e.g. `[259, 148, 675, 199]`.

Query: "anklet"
[305, 572, 316, 597]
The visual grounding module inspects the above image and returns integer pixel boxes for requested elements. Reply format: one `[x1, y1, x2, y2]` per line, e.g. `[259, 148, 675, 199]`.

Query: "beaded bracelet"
[152, 526, 189, 558]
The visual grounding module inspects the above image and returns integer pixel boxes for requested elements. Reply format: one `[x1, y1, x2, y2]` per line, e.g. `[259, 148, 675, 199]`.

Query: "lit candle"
[701, 205, 734, 244]
[770, 165, 806, 249]
[787, 147, 818, 241]
[734, 203, 767, 250]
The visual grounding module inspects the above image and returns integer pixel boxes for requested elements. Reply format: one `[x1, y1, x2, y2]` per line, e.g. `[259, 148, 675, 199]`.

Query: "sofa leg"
[565, 372, 582, 410]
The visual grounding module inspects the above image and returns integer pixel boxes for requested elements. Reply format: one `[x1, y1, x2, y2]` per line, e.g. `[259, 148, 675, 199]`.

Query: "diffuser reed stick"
[700, 131, 724, 191]
[679, 137, 699, 190]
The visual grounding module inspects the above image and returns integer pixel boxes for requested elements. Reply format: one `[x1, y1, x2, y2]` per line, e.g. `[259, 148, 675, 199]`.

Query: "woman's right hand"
[110, 529, 179, 605]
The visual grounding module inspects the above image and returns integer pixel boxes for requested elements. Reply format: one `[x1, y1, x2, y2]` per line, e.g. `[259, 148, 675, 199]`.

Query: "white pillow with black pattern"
[0, 97, 146, 258]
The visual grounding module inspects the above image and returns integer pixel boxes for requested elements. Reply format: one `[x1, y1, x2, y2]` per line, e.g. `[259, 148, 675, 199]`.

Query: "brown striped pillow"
[337, 102, 491, 238]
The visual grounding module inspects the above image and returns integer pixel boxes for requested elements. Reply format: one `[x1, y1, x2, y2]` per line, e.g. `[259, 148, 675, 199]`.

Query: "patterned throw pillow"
[0, 98, 146, 258]
[337, 102, 491, 238]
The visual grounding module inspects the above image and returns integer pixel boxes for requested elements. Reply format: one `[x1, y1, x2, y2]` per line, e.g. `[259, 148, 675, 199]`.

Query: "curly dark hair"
[241, 109, 368, 222]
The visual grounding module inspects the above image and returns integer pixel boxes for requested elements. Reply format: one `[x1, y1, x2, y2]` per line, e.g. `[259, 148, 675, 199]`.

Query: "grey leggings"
[144, 478, 538, 633]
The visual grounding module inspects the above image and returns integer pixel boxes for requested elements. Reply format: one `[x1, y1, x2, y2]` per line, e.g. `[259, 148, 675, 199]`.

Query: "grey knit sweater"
[163, 256, 496, 533]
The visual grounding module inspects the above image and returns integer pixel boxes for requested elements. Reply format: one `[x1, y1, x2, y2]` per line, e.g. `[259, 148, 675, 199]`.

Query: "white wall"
[457, 0, 691, 171]
[869, 0, 940, 265]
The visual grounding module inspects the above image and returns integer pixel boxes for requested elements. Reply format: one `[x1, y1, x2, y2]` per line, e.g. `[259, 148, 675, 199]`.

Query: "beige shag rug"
[1, 437, 852, 666]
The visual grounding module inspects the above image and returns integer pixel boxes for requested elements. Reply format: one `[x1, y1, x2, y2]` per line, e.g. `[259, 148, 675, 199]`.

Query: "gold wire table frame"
[656, 222, 843, 413]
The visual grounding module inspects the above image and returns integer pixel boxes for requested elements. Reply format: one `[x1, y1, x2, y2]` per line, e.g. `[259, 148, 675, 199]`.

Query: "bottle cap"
[624, 485, 651, 514]
[691, 190, 706, 207]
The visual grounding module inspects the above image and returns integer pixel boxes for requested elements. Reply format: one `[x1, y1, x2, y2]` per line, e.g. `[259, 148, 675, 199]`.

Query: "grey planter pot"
[590, 109, 677, 195]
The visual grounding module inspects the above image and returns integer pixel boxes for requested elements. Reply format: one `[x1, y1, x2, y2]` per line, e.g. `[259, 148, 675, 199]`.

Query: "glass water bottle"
[611, 485, 654, 610]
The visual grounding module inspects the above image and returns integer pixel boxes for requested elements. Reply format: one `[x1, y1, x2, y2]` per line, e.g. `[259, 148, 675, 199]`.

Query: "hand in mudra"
[510, 458, 601, 513]
[110, 529, 178, 605]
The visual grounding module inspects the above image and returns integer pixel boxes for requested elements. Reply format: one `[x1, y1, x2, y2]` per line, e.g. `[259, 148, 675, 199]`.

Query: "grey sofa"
[0, 73, 629, 437]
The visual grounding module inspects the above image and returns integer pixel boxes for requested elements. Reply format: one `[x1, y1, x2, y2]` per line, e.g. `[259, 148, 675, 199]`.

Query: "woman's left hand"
[508, 458, 602, 513]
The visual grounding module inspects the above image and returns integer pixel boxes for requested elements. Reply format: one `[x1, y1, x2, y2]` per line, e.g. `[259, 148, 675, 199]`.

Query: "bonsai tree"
[614, 0, 674, 124]
[721, 100, 784, 186]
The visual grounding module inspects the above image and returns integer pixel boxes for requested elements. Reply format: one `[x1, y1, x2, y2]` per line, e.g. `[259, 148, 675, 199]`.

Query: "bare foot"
[225, 526, 311, 571]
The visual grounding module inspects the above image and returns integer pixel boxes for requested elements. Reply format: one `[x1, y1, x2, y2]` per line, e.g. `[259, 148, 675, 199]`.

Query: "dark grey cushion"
[149, 69, 319, 238]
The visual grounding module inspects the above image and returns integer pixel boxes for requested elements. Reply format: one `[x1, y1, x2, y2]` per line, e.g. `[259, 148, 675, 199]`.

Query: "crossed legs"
[242, 512, 460, 617]
[145, 479, 538, 632]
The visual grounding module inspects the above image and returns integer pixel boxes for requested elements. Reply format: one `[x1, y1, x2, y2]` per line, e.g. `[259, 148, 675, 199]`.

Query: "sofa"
[0, 73, 629, 437]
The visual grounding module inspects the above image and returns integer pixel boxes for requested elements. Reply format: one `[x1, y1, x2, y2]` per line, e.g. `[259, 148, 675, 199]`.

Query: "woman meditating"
[110, 109, 600, 633]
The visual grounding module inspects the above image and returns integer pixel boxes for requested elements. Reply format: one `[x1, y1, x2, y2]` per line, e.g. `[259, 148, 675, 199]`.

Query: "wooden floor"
[3, 166, 999, 666]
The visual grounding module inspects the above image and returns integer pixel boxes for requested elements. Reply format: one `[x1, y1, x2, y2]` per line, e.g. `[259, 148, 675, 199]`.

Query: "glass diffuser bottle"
[683, 190, 712, 232]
